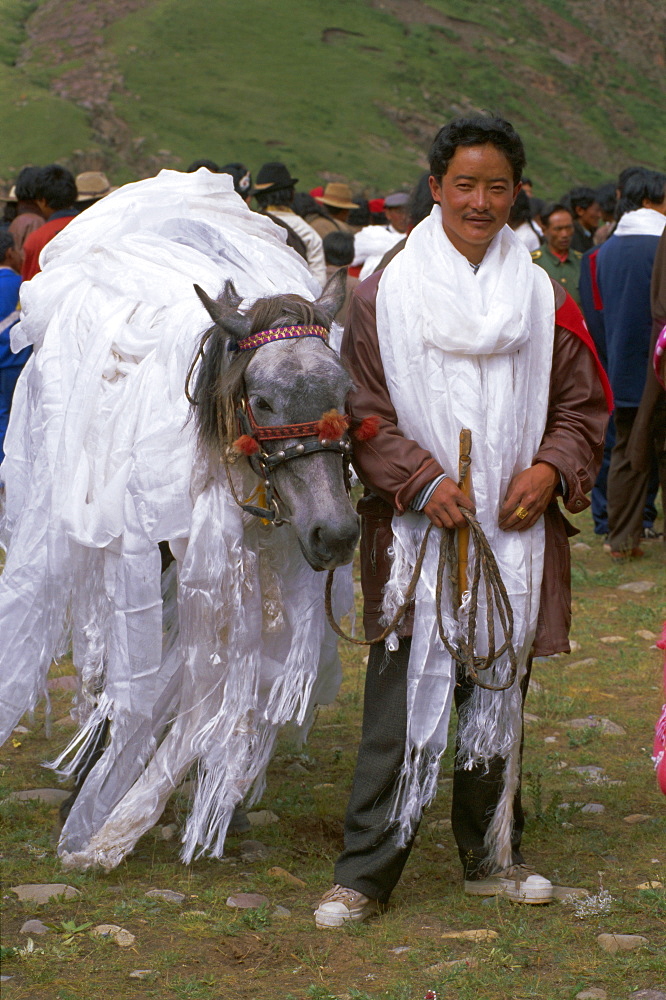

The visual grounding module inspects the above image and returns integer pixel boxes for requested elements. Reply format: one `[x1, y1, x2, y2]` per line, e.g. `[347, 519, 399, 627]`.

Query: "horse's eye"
[253, 397, 273, 413]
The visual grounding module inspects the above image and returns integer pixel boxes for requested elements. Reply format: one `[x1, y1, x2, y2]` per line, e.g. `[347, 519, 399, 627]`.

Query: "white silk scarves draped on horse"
[376, 209, 554, 867]
[0, 169, 351, 868]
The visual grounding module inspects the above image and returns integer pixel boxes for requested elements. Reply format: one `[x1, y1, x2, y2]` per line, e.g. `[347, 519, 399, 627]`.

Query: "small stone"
[552, 885, 590, 901]
[569, 640, 581, 651]
[92, 924, 136, 947]
[13, 725, 30, 734]
[567, 658, 599, 669]
[159, 823, 178, 841]
[572, 765, 605, 778]
[599, 635, 626, 643]
[272, 905, 291, 919]
[267, 866, 306, 887]
[575, 990, 607, 1000]
[581, 803, 605, 814]
[54, 715, 76, 728]
[246, 810, 279, 827]
[524, 712, 542, 723]
[567, 716, 624, 734]
[145, 888, 185, 903]
[572, 542, 591, 552]
[184, 910, 208, 917]
[544, 736, 558, 743]
[636, 880, 663, 890]
[529, 679, 544, 692]
[129, 970, 157, 979]
[617, 580, 654, 593]
[240, 840, 271, 861]
[635, 629, 658, 640]
[561, 822, 575, 829]
[313, 783, 335, 789]
[8, 788, 71, 806]
[226, 892, 269, 909]
[10, 883, 80, 904]
[599, 718, 625, 735]
[441, 929, 499, 942]
[47, 675, 77, 691]
[554, 760, 568, 770]
[623, 813, 653, 824]
[20, 919, 49, 935]
[286, 762, 309, 775]
[631, 992, 666, 1000]
[596, 932, 648, 953]
[390, 945, 411, 954]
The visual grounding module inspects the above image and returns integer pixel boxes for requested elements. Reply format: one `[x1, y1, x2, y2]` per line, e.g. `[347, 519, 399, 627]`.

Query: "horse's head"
[189, 271, 360, 570]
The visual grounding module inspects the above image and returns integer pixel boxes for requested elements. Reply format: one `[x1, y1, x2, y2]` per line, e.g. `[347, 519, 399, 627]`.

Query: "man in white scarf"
[315, 116, 609, 928]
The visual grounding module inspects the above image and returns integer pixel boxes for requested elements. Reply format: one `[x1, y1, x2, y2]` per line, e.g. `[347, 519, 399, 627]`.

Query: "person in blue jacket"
[0, 230, 28, 469]
[594, 168, 666, 556]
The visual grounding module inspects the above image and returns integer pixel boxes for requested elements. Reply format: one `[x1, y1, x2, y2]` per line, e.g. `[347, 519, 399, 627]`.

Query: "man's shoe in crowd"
[314, 884, 380, 928]
[609, 547, 643, 560]
[464, 864, 553, 904]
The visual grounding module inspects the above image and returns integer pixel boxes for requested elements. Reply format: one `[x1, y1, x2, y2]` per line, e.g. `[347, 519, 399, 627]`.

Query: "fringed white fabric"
[376, 208, 555, 861]
[0, 169, 350, 869]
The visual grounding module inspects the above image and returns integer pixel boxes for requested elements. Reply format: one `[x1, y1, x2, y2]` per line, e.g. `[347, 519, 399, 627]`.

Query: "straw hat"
[76, 171, 115, 202]
[316, 182, 356, 210]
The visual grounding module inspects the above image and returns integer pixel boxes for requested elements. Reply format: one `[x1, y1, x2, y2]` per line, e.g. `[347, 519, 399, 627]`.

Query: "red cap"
[368, 197, 385, 214]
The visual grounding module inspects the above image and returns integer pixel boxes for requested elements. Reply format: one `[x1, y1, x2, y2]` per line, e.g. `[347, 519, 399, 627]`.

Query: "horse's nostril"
[309, 519, 359, 564]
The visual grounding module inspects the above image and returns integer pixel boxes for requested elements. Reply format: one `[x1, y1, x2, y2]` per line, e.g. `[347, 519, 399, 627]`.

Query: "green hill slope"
[1, 0, 665, 197]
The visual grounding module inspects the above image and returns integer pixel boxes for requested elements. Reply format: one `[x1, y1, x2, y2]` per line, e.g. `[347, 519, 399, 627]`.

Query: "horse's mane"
[189, 291, 337, 455]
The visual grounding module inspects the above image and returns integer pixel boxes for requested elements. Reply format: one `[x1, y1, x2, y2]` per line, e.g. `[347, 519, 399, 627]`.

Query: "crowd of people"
[0, 125, 663, 928]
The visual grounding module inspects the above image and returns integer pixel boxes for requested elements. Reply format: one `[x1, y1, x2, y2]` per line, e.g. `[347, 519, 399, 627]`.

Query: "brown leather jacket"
[342, 270, 609, 656]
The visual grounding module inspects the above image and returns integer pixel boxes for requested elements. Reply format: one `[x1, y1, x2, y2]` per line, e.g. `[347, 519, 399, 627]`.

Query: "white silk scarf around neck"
[375, 207, 555, 866]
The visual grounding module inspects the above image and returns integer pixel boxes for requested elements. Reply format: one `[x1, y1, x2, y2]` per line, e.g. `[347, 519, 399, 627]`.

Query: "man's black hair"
[567, 186, 597, 215]
[35, 165, 77, 211]
[595, 182, 617, 216]
[408, 172, 435, 226]
[0, 230, 15, 260]
[540, 202, 573, 229]
[347, 197, 370, 228]
[617, 169, 666, 219]
[187, 158, 220, 173]
[617, 165, 644, 193]
[428, 115, 526, 185]
[254, 186, 294, 210]
[323, 230, 354, 267]
[14, 166, 41, 202]
[293, 191, 331, 220]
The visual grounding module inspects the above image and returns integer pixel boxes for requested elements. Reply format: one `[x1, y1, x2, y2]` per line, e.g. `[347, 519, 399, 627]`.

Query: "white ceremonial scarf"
[613, 207, 666, 239]
[376, 207, 555, 860]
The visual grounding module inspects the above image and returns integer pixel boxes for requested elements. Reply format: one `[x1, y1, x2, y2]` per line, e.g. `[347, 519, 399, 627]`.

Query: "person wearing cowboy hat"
[307, 183, 357, 240]
[76, 171, 116, 212]
[252, 162, 327, 286]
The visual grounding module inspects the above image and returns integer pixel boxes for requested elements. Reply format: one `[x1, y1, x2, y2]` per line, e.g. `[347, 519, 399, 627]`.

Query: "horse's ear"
[314, 268, 347, 326]
[194, 281, 252, 342]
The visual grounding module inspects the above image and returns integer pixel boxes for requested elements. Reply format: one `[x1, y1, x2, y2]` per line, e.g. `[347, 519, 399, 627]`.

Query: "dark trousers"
[334, 638, 530, 903]
[592, 414, 658, 535]
[607, 404, 666, 552]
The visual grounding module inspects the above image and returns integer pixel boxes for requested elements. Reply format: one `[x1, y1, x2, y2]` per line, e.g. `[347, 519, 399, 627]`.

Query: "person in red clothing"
[22, 165, 78, 281]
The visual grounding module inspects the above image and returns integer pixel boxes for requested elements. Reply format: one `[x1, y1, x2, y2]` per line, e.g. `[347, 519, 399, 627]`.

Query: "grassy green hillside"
[1, 0, 665, 197]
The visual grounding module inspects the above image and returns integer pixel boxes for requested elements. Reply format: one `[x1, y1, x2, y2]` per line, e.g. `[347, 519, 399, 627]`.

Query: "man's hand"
[498, 462, 559, 532]
[423, 477, 476, 529]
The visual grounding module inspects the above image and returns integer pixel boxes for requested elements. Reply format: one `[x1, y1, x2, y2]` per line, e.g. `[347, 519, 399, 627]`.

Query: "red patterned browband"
[236, 324, 329, 352]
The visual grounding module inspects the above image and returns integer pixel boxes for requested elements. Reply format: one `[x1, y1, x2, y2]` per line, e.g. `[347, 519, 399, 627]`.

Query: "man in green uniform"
[531, 202, 582, 305]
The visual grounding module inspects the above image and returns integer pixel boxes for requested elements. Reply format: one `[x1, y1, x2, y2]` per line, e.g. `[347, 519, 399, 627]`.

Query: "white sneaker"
[464, 864, 553, 904]
[314, 884, 380, 928]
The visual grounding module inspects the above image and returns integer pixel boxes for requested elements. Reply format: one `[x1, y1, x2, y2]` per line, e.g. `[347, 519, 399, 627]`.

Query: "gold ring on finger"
[515, 505, 529, 520]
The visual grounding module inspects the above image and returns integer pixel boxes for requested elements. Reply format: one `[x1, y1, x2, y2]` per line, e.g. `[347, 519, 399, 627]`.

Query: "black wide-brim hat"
[251, 161, 299, 195]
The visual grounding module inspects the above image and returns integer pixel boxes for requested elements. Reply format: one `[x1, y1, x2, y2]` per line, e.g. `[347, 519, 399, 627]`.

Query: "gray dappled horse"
[58, 271, 360, 865]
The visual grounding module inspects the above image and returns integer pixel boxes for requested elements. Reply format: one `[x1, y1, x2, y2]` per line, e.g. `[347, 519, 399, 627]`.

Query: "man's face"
[384, 205, 409, 233]
[543, 210, 574, 254]
[576, 200, 601, 231]
[429, 144, 520, 263]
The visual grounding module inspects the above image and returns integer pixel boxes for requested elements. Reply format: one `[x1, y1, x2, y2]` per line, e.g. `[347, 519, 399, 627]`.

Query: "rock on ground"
[226, 892, 269, 909]
[630, 992, 666, 1000]
[636, 880, 663, 889]
[581, 803, 605, 814]
[10, 884, 80, 904]
[617, 580, 654, 593]
[240, 840, 271, 861]
[129, 970, 157, 979]
[6, 788, 71, 805]
[92, 924, 136, 947]
[441, 929, 498, 942]
[271, 905, 291, 919]
[552, 886, 590, 901]
[566, 716, 625, 735]
[246, 810, 279, 827]
[575, 990, 607, 1000]
[623, 814, 653, 824]
[19, 919, 49, 935]
[145, 889, 185, 903]
[596, 932, 648, 953]
[267, 866, 306, 887]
